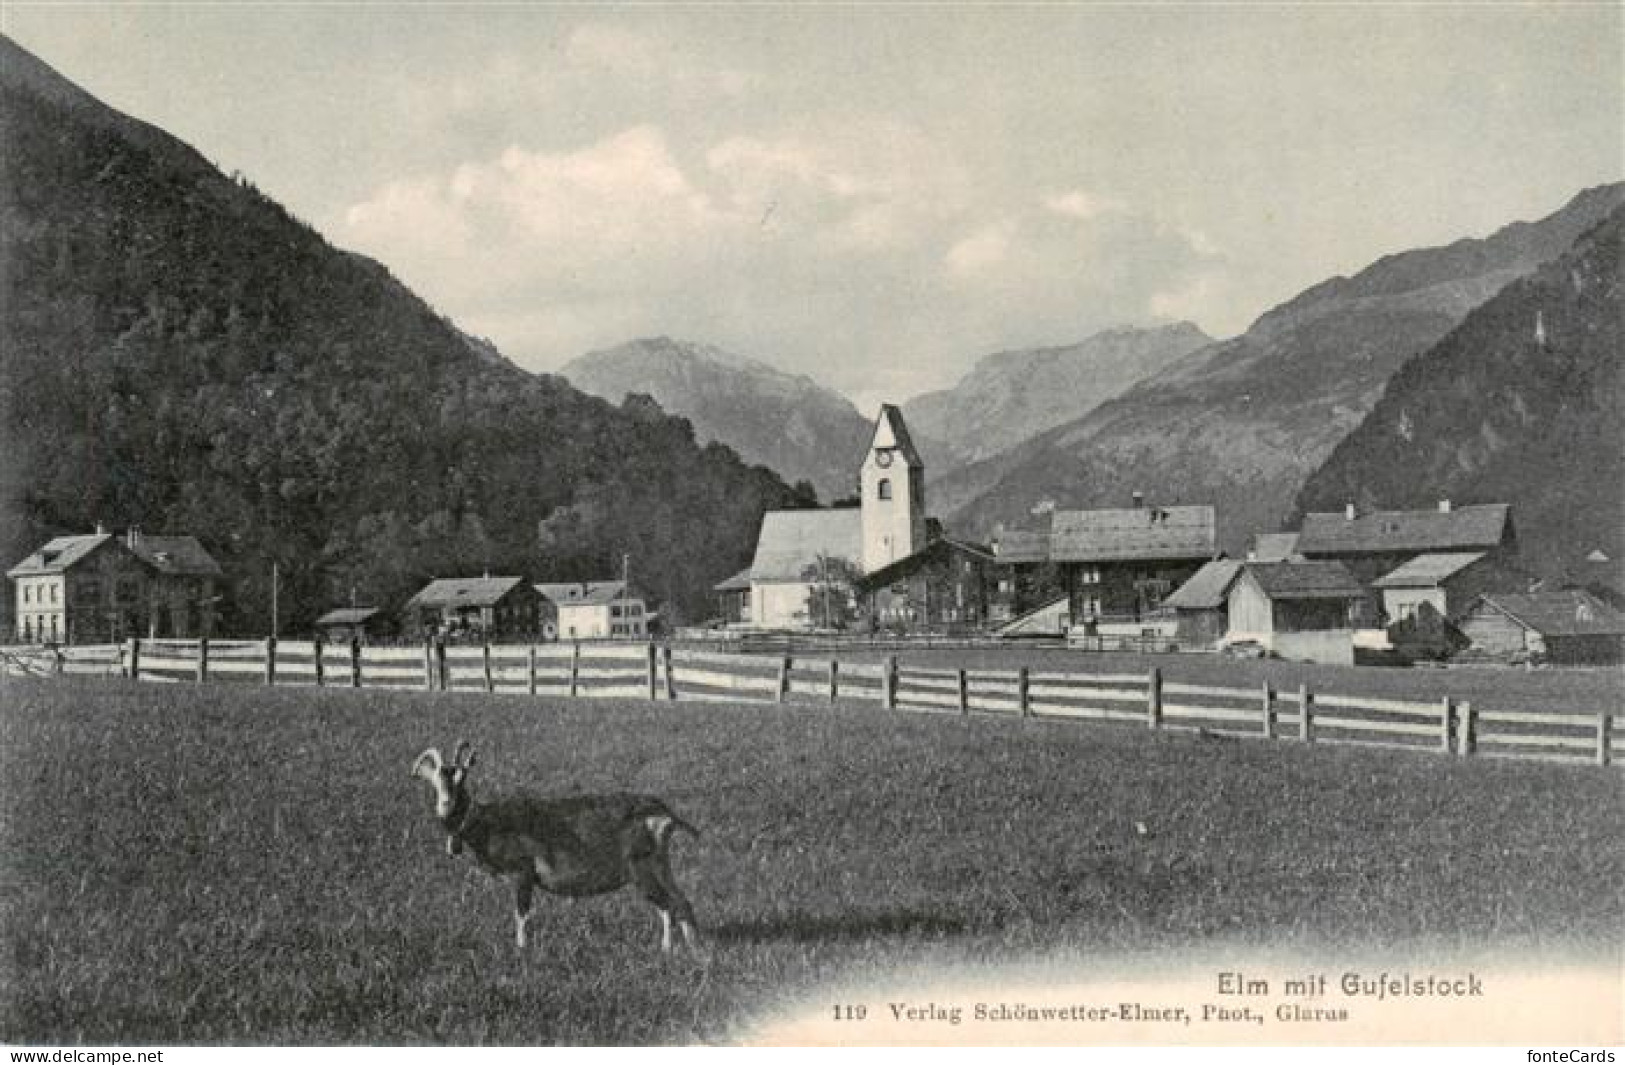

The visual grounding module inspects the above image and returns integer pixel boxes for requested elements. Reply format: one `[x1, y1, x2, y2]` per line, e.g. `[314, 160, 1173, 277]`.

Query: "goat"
[410, 741, 701, 952]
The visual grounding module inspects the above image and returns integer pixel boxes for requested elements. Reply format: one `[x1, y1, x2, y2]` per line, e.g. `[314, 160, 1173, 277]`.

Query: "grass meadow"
[1, 673, 1620, 1044]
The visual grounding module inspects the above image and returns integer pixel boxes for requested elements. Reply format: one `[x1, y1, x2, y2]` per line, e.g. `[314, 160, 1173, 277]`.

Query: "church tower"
[860, 405, 927, 574]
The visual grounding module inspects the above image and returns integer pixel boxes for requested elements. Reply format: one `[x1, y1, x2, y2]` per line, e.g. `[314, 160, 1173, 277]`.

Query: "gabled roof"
[992, 526, 1052, 565]
[868, 404, 924, 468]
[315, 607, 381, 626]
[853, 537, 996, 591]
[7, 534, 113, 577]
[713, 568, 753, 593]
[1372, 552, 1487, 588]
[1471, 590, 1625, 637]
[407, 576, 530, 609]
[1241, 561, 1365, 600]
[1250, 532, 1302, 562]
[1163, 558, 1243, 610]
[1049, 504, 1216, 563]
[1298, 504, 1510, 556]
[534, 581, 632, 607]
[748, 508, 863, 581]
[128, 536, 222, 577]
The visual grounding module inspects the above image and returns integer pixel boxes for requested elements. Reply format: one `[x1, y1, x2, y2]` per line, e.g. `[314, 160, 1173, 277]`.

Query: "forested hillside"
[1297, 206, 1623, 586]
[0, 37, 804, 631]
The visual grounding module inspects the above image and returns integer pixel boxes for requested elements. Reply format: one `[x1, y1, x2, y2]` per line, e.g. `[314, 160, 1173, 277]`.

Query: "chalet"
[1226, 561, 1366, 665]
[1162, 557, 1243, 649]
[314, 607, 387, 645]
[402, 576, 543, 641]
[535, 580, 649, 640]
[8, 527, 222, 643]
[1456, 590, 1625, 665]
[993, 495, 1217, 624]
[1296, 501, 1515, 584]
[853, 537, 1001, 632]
[1370, 552, 1527, 624]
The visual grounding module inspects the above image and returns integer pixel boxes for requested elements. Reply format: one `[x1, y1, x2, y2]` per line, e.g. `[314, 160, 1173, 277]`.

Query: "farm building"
[313, 607, 388, 645]
[853, 537, 1001, 632]
[1249, 532, 1302, 562]
[535, 580, 649, 640]
[7, 527, 221, 643]
[732, 405, 928, 631]
[993, 495, 1217, 625]
[1456, 590, 1625, 665]
[1162, 557, 1243, 648]
[1226, 561, 1367, 665]
[711, 568, 753, 625]
[1296, 500, 1515, 584]
[1370, 552, 1528, 625]
[402, 576, 543, 641]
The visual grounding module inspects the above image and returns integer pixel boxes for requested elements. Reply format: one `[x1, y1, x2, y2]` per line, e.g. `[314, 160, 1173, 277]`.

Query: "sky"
[3, 4, 1620, 411]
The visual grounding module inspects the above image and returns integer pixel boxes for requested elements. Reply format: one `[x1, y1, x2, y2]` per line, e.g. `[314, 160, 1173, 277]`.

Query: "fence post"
[353, 636, 365, 689]
[197, 637, 210, 685]
[663, 645, 677, 700]
[1596, 711, 1611, 767]
[316, 636, 328, 688]
[828, 659, 839, 703]
[1018, 666, 1031, 718]
[53, 645, 65, 676]
[435, 637, 448, 692]
[264, 637, 277, 686]
[647, 642, 658, 701]
[1439, 697, 1455, 755]
[528, 645, 538, 697]
[568, 641, 580, 698]
[776, 655, 792, 703]
[483, 641, 494, 693]
[1261, 683, 1275, 739]
[958, 668, 969, 715]
[1146, 668, 1163, 729]
[1299, 683, 1313, 743]
[1455, 701, 1476, 757]
[884, 654, 898, 710]
[423, 639, 435, 691]
[127, 638, 141, 681]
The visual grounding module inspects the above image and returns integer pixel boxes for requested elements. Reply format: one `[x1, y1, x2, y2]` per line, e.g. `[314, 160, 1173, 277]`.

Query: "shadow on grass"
[709, 906, 970, 945]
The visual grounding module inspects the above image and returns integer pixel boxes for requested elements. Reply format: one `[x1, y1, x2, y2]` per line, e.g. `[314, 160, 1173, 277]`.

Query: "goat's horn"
[452, 740, 475, 768]
[411, 748, 443, 780]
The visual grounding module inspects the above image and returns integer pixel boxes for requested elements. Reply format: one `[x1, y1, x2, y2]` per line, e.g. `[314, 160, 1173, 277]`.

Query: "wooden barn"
[1162, 558, 1243, 649]
[1226, 561, 1366, 665]
[1456, 590, 1625, 665]
[402, 576, 544, 641]
[313, 607, 388, 645]
[853, 537, 1001, 632]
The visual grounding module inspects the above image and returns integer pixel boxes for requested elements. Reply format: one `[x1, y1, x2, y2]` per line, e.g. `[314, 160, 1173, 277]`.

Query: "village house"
[402, 576, 543, 641]
[711, 568, 753, 625]
[7, 526, 222, 643]
[1370, 552, 1527, 624]
[1161, 557, 1243, 649]
[992, 495, 1218, 627]
[313, 606, 388, 646]
[1296, 501, 1516, 585]
[1225, 560, 1367, 665]
[1456, 589, 1625, 665]
[535, 580, 649, 640]
[853, 537, 1002, 632]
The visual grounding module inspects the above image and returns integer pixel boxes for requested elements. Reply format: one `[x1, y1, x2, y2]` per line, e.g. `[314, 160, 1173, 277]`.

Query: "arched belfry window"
[878, 478, 892, 500]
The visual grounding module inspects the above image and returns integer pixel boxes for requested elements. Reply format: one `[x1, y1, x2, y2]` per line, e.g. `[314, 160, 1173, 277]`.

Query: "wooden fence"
[2, 639, 1617, 770]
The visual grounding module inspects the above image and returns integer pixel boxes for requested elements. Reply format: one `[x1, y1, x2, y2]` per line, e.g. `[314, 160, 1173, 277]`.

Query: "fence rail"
[1, 639, 1614, 770]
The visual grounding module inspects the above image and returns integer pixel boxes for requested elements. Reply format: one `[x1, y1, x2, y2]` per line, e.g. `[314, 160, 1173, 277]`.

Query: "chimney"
[1344, 503, 1357, 521]
[94, 522, 106, 536]
[1132, 491, 1145, 509]
[1438, 499, 1452, 513]
[126, 527, 140, 548]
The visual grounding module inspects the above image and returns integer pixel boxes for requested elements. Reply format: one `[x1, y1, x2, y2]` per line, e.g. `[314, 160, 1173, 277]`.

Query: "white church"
[716, 404, 927, 630]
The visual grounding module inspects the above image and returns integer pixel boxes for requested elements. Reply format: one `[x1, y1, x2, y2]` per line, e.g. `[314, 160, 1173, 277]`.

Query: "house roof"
[1250, 532, 1302, 562]
[1298, 503, 1510, 556]
[407, 576, 530, 609]
[853, 537, 996, 591]
[1163, 558, 1244, 610]
[7, 534, 113, 577]
[534, 581, 631, 607]
[748, 508, 863, 581]
[713, 568, 753, 593]
[1472, 590, 1625, 637]
[1372, 552, 1487, 589]
[869, 404, 924, 468]
[992, 526, 1053, 564]
[1241, 561, 1366, 600]
[1049, 504, 1216, 563]
[315, 607, 381, 626]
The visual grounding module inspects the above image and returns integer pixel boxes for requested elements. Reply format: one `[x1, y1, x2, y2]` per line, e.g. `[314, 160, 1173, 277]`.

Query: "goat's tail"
[648, 806, 701, 845]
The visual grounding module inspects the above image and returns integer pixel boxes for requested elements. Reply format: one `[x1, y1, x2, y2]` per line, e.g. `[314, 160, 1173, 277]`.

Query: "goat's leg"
[513, 875, 536, 950]
[635, 852, 700, 951]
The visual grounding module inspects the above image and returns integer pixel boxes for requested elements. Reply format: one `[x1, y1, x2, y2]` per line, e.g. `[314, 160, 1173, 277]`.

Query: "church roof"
[869, 404, 924, 468]
[748, 508, 863, 581]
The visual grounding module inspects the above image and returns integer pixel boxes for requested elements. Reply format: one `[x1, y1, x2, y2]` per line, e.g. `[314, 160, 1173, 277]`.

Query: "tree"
[801, 554, 862, 630]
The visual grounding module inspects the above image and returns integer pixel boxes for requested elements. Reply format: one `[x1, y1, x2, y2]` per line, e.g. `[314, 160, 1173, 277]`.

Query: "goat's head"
[411, 741, 476, 822]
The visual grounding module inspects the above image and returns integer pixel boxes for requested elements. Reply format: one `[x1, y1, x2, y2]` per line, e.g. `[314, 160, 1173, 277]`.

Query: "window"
[50, 583, 58, 604]
[23, 586, 30, 604]
[1080, 568, 1101, 585]
[611, 604, 623, 618]
[878, 479, 892, 500]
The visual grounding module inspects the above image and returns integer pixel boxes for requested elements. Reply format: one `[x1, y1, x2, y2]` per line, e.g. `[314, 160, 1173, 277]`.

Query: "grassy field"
[1, 675, 1620, 1045]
